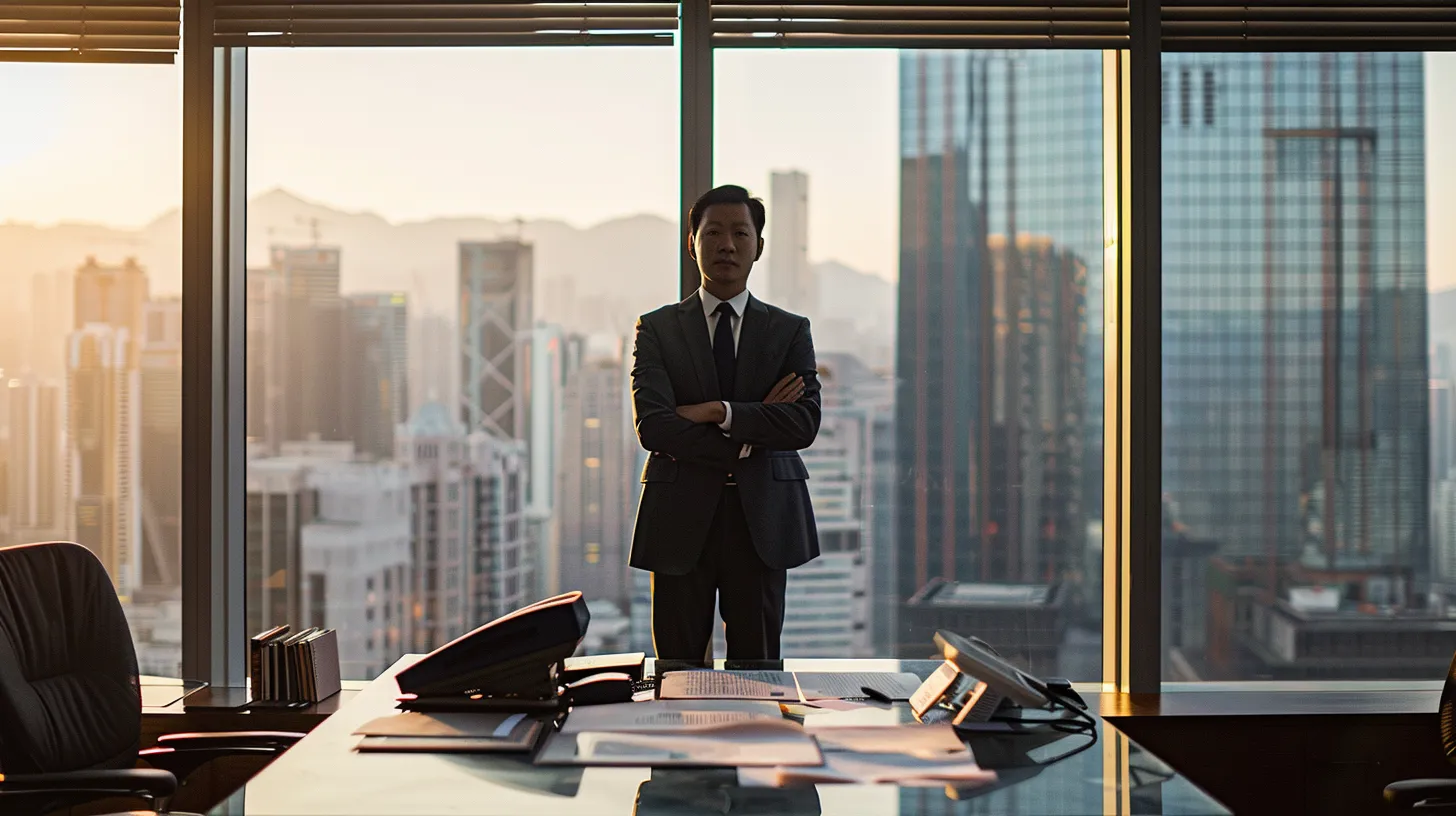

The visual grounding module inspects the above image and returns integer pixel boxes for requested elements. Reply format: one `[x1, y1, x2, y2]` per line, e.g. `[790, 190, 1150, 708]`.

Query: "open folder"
[352, 711, 545, 753]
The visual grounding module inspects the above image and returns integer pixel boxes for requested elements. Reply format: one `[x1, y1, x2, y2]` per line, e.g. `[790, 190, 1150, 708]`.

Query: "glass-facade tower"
[896, 51, 1105, 652]
[1162, 53, 1428, 601]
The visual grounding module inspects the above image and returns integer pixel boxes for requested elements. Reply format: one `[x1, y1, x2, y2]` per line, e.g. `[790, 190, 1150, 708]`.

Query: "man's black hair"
[688, 185, 766, 238]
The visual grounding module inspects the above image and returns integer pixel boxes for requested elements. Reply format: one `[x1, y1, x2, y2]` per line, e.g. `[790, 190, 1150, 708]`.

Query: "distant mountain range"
[0, 188, 894, 353]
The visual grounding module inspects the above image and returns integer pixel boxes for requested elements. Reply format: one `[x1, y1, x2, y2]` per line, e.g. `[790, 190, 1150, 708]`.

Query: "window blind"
[1162, 0, 1456, 52]
[711, 1, 1131, 49]
[212, 0, 679, 48]
[0, 0, 180, 62]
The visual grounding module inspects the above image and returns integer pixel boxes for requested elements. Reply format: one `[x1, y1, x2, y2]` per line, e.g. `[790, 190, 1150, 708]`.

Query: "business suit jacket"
[629, 291, 821, 575]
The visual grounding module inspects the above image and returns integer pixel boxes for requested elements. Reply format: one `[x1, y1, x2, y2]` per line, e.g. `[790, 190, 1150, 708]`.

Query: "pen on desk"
[860, 686, 893, 704]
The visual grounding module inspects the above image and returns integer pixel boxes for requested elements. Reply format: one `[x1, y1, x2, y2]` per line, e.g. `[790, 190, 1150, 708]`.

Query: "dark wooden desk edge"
[140, 685, 365, 747]
[143, 672, 1442, 741]
[1099, 688, 1440, 718]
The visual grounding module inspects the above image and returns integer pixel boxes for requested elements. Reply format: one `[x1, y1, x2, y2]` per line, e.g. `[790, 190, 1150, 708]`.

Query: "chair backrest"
[0, 541, 141, 774]
[1443, 648, 1456, 764]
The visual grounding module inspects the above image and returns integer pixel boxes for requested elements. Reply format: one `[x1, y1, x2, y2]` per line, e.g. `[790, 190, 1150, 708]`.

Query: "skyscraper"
[28, 269, 73, 379]
[246, 447, 321, 639]
[273, 245, 346, 444]
[788, 408, 871, 657]
[977, 236, 1087, 587]
[409, 310, 458, 419]
[246, 444, 414, 678]
[7, 375, 64, 544]
[139, 297, 182, 590]
[459, 240, 533, 442]
[344, 292, 410, 461]
[466, 432, 532, 625]
[67, 324, 140, 598]
[74, 257, 149, 343]
[895, 52, 1103, 651]
[397, 401, 533, 649]
[1438, 475, 1456, 583]
[768, 170, 814, 317]
[246, 266, 287, 452]
[525, 324, 581, 600]
[300, 461, 413, 679]
[1161, 53, 1428, 598]
[397, 402, 472, 651]
[555, 334, 634, 613]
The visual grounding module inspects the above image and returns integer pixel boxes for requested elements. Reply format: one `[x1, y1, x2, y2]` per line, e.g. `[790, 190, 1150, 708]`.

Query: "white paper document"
[658, 671, 799, 701]
[569, 720, 824, 767]
[738, 722, 994, 789]
[739, 751, 998, 787]
[560, 699, 784, 733]
[538, 702, 823, 768]
[658, 670, 924, 702]
[806, 724, 970, 758]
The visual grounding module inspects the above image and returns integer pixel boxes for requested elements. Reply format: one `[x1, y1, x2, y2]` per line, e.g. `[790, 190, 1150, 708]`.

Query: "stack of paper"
[738, 723, 997, 788]
[352, 711, 544, 753]
[741, 752, 997, 787]
[658, 670, 923, 703]
[536, 700, 823, 767]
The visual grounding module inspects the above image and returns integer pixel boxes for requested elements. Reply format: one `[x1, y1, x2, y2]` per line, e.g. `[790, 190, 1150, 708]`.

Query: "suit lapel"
[675, 293, 719, 401]
[734, 295, 775, 401]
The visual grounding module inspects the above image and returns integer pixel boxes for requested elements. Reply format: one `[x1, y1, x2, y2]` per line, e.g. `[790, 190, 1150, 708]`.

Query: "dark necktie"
[713, 301, 737, 400]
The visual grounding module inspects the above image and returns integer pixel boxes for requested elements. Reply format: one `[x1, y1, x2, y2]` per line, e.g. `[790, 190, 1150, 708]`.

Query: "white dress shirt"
[698, 287, 752, 459]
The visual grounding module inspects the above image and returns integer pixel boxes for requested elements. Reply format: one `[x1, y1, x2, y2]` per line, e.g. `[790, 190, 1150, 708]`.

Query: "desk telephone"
[394, 591, 644, 712]
[911, 630, 1089, 729]
[395, 591, 592, 711]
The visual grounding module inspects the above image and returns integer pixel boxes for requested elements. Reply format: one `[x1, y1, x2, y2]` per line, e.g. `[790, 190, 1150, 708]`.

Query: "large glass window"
[244, 48, 677, 679]
[0, 63, 183, 675]
[716, 50, 1105, 678]
[1161, 52, 1454, 681]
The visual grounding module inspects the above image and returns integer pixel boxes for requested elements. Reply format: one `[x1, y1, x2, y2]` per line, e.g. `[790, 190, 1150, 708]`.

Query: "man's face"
[689, 202, 763, 288]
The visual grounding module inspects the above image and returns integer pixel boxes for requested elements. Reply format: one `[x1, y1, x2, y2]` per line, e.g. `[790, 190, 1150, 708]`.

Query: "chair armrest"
[156, 730, 305, 750]
[140, 730, 306, 783]
[0, 767, 177, 800]
[1385, 779, 1456, 809]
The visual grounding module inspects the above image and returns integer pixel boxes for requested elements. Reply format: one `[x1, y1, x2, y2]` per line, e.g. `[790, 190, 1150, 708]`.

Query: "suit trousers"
[651, 486, 787, 661]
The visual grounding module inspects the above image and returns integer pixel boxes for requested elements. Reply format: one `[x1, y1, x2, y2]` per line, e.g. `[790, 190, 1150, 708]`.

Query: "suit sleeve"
[725, 317, 822, 451]
[631, 315, 742, 470]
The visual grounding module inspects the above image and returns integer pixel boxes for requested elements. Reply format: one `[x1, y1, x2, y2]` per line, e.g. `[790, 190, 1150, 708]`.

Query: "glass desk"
[139, 675, 209, 709]
[207, 657, 1228, 816]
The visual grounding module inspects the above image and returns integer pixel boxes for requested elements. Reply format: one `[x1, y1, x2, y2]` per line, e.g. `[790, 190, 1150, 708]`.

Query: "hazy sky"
[0, 49, 1451, 287]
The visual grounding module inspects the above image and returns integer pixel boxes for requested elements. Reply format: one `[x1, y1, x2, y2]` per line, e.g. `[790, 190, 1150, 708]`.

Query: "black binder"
[396, 592, 591, 706]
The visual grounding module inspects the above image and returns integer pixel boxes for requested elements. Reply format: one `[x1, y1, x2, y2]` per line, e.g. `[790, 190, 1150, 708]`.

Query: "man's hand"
[763, 373, 807, 404]
[676, 402, 728, 425]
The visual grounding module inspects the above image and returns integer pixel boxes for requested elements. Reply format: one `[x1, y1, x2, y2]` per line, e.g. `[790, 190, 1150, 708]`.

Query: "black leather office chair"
[1385, 650, 1456, 809]
[0, 541, 304, 815]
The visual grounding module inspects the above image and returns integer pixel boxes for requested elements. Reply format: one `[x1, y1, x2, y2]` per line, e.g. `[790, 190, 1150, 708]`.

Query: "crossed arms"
[630, 315, 822, 470]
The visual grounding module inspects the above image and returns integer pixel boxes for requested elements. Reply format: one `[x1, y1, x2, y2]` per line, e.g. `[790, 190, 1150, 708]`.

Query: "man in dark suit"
[629, 184, 821, 661]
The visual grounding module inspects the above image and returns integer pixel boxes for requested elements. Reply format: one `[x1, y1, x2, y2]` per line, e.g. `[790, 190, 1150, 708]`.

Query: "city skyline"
[2, 48, 1453, 683]
[3, 51, 1453, 288]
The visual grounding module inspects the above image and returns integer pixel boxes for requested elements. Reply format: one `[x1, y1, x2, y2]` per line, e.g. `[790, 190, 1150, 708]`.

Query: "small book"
[307, 628, 342, 703]
[250, 625, 290, 699]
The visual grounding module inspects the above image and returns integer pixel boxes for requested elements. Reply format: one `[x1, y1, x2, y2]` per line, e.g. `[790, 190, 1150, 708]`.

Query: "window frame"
[172, 0, 1451, 694]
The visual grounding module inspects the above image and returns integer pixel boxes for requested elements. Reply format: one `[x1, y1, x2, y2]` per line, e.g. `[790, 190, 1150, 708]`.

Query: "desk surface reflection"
[206, 657, 1228, 816]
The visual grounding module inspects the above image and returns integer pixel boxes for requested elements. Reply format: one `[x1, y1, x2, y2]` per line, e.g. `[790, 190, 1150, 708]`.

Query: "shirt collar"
[699, 287, 751, 320]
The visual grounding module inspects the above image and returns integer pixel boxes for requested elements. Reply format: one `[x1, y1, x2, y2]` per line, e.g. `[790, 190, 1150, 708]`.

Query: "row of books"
[251, 625, 342, 703]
